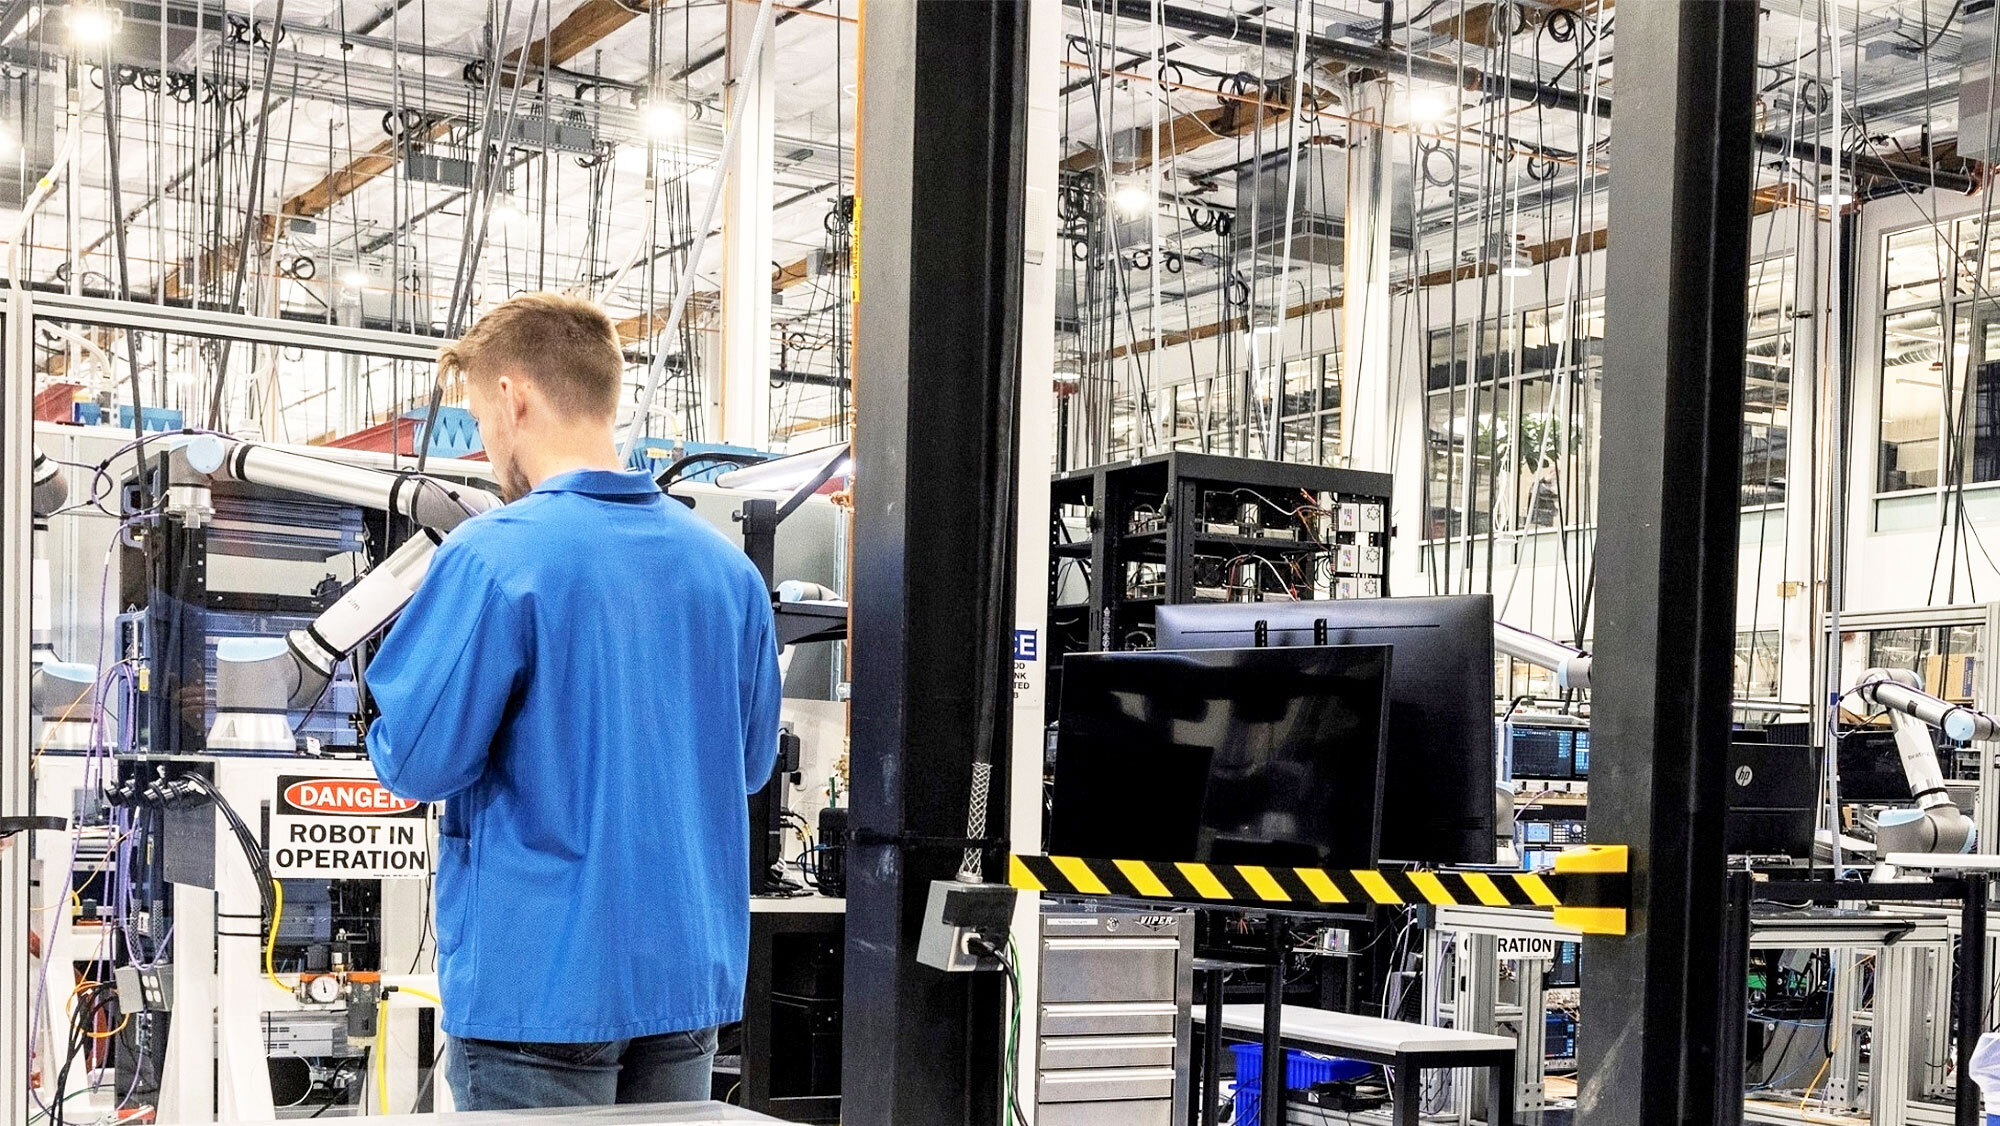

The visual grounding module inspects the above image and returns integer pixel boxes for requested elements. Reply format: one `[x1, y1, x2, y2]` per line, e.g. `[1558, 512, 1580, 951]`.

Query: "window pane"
[1321, 354, 1342, 462]
[1427, 392, 1462, 539]
[1427, 320, 1511, 391]
[1744, 330, 1791, 505]
[1964, 301, 2000, 485]
[1886, 228, 1948, 312]
[1282, 419, 1314, 464]
[1734, 630, 1782, 698]
[1282, 358, 1317, 418]
[1516, 377, 1568, 527]
[1880, 307, 1949, 491]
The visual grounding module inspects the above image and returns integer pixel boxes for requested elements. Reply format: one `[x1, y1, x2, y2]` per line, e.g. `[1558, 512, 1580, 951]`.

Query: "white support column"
[1007, 0, 1061, 1120]
[1340, 76, 1394, 475]
[2, 235, 33, 1126]
[718, 0, 776, 449]
[1780, 200, 1823, 707]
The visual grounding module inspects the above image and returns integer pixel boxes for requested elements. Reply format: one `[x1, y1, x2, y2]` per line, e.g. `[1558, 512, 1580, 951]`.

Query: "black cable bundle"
[177, 773, 276, 921]
[49, 980, 120, 1126]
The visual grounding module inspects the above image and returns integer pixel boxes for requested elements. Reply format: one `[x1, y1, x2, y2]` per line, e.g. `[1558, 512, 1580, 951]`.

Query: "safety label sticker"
[270, 775, 430, 879]
[1495, 936, 1558, 961]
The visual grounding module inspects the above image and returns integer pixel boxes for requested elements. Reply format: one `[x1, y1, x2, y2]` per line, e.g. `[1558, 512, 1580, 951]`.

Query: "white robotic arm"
[32, 445, 68, 517]
[1494, 621, 1592, 692]
[160, 436, 500, 752]
[1852, 668, 1995, 855]
[27, 445, 92, 746]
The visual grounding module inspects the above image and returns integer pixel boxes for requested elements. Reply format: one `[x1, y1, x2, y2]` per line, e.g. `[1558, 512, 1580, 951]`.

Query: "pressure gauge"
[304, 975, 343, 1005]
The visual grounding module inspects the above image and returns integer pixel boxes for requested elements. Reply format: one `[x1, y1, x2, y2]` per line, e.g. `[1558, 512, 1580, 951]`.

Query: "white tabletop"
[244, 1102, 785, 1124]
[750, 893, 846, 914]
[1193, 1004, 1515, 1057]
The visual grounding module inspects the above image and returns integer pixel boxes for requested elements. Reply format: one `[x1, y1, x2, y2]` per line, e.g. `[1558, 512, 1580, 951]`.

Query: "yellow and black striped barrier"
[1008, 845, 1629, 935]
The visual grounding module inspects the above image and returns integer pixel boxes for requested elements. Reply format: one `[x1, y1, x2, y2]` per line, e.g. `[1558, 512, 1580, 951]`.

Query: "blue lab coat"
[366, 467, 783, 1042]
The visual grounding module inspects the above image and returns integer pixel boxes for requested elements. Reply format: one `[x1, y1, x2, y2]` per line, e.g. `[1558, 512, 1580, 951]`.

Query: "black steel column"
[1713, 873, 1753, 1126]
[1958, 875, 1989, 1122]
[845, 2, 1030, 1125]
[1578, 3, 1759, 1124]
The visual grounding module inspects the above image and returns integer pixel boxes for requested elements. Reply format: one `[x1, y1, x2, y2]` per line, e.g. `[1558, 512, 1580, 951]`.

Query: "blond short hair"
[440, 293, 624, 419]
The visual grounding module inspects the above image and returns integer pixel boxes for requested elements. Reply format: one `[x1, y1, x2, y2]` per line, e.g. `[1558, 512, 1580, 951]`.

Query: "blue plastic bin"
[1230, 1043, 1372, 1123]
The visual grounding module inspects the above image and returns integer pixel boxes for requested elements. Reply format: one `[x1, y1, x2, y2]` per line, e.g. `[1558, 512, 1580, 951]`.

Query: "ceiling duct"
[1228, 147, 1412, 267]
[1962, 0, 1998, 162]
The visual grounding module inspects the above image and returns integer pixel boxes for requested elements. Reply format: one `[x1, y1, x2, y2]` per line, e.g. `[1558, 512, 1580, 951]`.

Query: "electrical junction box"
[916, 879, 1017, 972]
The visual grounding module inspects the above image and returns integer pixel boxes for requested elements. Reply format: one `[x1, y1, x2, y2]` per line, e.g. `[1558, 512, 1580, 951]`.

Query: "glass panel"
[1880, 307, 1951, 491]
[1746, 257, 1795, 336]
[1885, 227, 1948, 312]
[1282, 358, 1318, 418]
[1734, 630, 1782, 698]
[1109, 395, 1135, 458]
[1427, 392, 1462, 539]
[1426, 320, 1512, 392]
[1282, 419, 1314, 464]
[1962, 300, 2000, 485]
[1320, 353, 1342, 463]
[1515, 376, 1570, 528]
[1955, 218, 2000, 298]
[1855, 625, 1985, 703]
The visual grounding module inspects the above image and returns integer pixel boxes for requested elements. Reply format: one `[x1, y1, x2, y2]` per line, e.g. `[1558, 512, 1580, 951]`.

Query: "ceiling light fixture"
[1500, 235, 1533, 278]
[491, 193, 527, 231]
[1408, 90, 1449, 124]
[1111, 181, 1151, 216]
[1817, 186, 1854, 207]
[643, 99, 685, 139]
[61, 4, 120, 44]
[342, 269, 369, 289]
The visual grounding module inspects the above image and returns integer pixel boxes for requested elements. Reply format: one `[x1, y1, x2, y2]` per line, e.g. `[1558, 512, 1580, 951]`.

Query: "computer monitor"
[1510, 725, 1576, 781]
[1046, 645, 1393, 869]
[1156, 595, 1497, 865]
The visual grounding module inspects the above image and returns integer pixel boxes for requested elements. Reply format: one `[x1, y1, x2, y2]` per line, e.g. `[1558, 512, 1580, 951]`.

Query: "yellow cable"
[396, 986, 441, 1005]
[377, 998, 391, 1114]
[264, 878, 290, 994]
[30, 690, 91, 767]
[88, 1013, 131, 1039]
[1798, 1056, 1832, 1115]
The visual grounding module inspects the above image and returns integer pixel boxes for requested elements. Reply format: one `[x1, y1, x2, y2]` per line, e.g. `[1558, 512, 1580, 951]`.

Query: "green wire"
[28, 1088, 97, 1125]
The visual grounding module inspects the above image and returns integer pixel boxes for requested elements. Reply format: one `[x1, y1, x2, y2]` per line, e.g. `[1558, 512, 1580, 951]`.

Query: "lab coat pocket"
[435, 834, 472, 955]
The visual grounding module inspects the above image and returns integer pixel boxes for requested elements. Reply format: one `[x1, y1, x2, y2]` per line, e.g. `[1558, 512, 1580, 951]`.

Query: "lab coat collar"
[531, 467, 662, 497]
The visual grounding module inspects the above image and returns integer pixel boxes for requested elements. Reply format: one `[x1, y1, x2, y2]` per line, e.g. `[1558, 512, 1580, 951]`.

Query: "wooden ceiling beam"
[278, 0, 653, 223]
[615, 250, 844, 344]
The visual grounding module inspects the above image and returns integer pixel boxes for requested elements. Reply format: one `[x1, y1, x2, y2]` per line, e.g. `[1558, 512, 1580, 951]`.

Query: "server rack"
[1047, 451, 1393, 712]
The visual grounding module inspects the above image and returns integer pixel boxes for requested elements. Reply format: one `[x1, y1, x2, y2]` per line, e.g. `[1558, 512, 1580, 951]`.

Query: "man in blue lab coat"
[367, 293, 782, 1109]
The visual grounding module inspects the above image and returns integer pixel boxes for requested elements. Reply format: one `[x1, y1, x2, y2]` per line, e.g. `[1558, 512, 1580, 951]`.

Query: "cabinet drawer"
[1041, 938, 1181, 1002]
[1041, 1001, 1179, 1037]
[1037, 1066, 1177, 1104]
[1040, 1034, 1177, 1070]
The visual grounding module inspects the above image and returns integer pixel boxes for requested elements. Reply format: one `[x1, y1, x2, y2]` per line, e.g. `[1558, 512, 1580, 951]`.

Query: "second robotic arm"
[1853, 667, 1997, 854]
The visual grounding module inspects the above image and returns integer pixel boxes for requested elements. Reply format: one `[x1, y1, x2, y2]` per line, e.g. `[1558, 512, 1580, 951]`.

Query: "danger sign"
[270, 774, 430, 879]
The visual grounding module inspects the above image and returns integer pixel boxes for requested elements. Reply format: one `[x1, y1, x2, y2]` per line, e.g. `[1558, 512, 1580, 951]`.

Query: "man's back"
[367, 468, 782, 1042]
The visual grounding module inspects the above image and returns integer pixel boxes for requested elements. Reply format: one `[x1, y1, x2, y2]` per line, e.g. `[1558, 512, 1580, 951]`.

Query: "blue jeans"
[445, 1026, 719, 1110]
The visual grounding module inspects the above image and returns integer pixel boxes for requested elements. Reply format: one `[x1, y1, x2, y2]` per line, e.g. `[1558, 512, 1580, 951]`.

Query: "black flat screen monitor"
[1046, 645, 1393, 869]
[1156, 595, 1497, 865]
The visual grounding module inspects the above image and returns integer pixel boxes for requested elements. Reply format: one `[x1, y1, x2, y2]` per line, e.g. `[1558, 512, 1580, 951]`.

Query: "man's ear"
[497, 373, 533, 424]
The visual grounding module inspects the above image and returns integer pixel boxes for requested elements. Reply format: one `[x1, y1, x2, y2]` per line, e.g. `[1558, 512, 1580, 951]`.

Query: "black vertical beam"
[1714, 873, 1753, 1126]
[1578, 3, 1758, 1125]
[845, 2, 1030, 1125]
[1957, 875, 1989, 1122]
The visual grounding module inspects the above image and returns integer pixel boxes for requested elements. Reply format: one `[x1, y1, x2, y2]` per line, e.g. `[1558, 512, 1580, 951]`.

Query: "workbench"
[1194, 1004, 1517, 1126]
